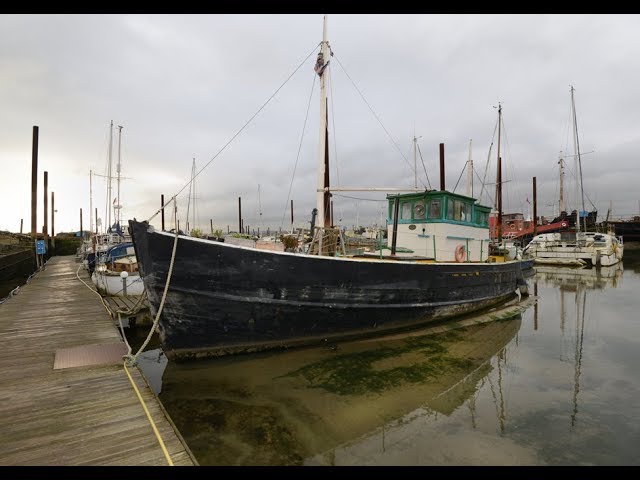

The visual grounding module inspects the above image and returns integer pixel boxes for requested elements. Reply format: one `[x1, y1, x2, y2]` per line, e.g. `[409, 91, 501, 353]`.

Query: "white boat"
[83, 122, 133, 273]
[91, 243, 144, 296]
[522, 87, 624, 267]
[524, 227, 623, 268]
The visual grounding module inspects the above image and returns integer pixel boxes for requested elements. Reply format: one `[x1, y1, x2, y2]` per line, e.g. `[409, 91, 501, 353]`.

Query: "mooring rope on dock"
[124, 205, 180, 367]
[76, 261, 175, 466]
[76, 262, 114, 317]
[122, 362, 174, 466]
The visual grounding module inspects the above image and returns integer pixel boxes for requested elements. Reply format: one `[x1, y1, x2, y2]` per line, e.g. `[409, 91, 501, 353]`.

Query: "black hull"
[129, 219, 526, 359]
[607, 220, 640, 242]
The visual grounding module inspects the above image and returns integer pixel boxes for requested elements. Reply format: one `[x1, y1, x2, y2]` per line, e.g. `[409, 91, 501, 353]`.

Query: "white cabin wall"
[387, 223, 490, 262]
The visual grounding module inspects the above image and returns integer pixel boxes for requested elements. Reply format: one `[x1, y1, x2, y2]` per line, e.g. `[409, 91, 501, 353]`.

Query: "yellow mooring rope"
[123, 362, 174, 466]
[76, 250, 175, 465]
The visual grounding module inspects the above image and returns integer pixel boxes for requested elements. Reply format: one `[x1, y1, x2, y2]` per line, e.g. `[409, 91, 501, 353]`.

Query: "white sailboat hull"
[91, 271, 144, 296]
[524, 232, 623, 267]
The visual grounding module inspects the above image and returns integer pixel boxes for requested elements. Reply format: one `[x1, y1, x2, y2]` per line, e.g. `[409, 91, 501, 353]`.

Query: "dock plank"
[0, 256, 196, 466]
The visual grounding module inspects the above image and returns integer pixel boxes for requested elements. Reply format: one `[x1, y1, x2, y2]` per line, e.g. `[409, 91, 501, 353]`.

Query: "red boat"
[490, 212, 570, 244]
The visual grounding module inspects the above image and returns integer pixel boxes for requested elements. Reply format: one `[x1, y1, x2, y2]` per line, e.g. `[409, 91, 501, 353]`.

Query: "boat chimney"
[439, 143, 445, 191]
[161, 194, 165, 231]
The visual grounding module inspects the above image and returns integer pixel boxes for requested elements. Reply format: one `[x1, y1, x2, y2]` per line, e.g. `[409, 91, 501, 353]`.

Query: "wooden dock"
[0, 256, 196, 466]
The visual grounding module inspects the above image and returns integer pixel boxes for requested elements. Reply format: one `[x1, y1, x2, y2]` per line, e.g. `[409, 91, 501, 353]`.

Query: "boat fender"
[455, 244, 466, 262]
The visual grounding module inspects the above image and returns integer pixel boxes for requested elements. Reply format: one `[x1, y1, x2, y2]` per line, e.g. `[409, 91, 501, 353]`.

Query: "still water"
[128, 245, 640, 465]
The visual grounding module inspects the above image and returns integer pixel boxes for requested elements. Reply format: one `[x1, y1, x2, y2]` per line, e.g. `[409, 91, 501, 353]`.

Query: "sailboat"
[91, 123, 144, 296]
[484, 105, 569, 254]
[129, 17, 530, 359]
[523, 87, 624, 267]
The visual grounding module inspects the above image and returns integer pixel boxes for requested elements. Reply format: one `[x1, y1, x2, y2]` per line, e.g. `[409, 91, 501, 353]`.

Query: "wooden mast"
[558, 151, 565, 214]
[316, 15, 330, 229]
[495, 104, 502, 213]
[106, 120, 113, 231]
[496, 104, 502, 244]
[466, 139, 473, 197]
[115, 125, 123, 227]
[570, 86, 587, 233]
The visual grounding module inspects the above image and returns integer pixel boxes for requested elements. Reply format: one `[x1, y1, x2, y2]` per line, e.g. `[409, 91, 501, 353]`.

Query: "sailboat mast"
[466, 139, 473, 197]
[496, 104, 502, 243]
[192, 159, 197, 231]
[89, 169, 93, 236]
[413, 133, 418, 190]
[558, 150, 565, 213]
[116, 124, 123, 226]
[315, 15, 331, 228]
[495, 104, 502, 213]
[186, 158, 194, 233]
[106, 120, 113, 230]
[571, 86, 587, 232]
[258, 184, 263, 232]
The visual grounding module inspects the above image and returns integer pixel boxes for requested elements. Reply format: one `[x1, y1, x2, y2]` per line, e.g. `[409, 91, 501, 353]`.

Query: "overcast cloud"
[1, 14, 639, 234]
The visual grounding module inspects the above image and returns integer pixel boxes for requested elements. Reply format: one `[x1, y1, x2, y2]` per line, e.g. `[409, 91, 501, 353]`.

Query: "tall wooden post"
[95, 207, 98, 234]
[80, 208, 83, 238]
[31, 126, 39, 239]
[238, 197, 242, 233]
[210, 218, 213, 234]
[161, 194, 165, 231]
[20, 219, 23, 234]
[43, 171, 49, 251]
[51, 192, 56, 249]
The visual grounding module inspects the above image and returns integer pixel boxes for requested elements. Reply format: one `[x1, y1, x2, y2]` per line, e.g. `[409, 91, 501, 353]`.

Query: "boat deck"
[0, 256, 196, 466]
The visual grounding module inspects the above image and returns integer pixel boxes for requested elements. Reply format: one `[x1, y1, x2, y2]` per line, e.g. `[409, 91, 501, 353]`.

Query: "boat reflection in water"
[140, 299, 533, 466]
[532, 263, 623, 291]
[297, 265, 623, 465]
[532, 263, 623, 430]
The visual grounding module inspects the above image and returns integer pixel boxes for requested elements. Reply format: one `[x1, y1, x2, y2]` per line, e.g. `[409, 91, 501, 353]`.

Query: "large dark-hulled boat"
[606, 216, 640, 242]
[129, 16, 529, 360]
[130, 214, 527, 359]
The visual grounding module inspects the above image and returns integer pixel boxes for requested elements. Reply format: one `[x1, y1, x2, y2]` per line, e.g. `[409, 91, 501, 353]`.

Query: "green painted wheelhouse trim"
[387, 191, 491, 228]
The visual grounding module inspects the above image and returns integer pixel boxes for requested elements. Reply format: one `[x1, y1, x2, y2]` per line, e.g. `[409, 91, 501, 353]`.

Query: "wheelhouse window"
[413, 200, 426, 219]
[401, 201, 412, 220]
[475, 210, 489, 226]
[428, 199, 441, 219]
[447, 199, 471, 222]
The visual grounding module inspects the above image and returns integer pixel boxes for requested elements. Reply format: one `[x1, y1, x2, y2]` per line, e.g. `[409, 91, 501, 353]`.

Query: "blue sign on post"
[35, 240, 46, 254]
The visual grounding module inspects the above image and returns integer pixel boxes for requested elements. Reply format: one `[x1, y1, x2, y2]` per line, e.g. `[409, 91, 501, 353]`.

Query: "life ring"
[510, 224, 515, 230]
[455, 244, 466, 262]
[561, 222, 568, 227]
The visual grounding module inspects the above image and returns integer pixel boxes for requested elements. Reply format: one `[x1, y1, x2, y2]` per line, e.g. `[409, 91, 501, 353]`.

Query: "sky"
[1, 13, 639, 235]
